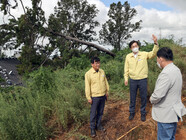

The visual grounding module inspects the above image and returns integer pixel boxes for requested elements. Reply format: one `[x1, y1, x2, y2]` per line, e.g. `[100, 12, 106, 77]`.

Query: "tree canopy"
[46, 0, 100, 66]
[99, 1, 142, 51]
[0, 0, 142, 74]
[0, 0, 113, 74]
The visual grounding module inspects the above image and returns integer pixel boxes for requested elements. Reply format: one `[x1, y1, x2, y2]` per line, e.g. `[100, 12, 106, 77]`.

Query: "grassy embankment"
[0, 38, 185, 139]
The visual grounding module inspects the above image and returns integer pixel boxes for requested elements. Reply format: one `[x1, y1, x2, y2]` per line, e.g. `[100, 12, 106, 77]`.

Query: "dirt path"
[54, 96, 186, 140]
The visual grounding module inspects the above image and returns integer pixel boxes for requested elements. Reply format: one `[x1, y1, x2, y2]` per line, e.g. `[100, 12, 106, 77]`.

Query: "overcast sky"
[90, 0, 186, 47]
[0, 0, 186, 55]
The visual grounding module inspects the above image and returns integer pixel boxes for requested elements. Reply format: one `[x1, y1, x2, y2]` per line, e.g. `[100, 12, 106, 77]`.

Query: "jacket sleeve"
[124, 55, 129, 81]
[105, 76, 109, 94]
[150, 73, 170, 104]
[147, 45, 159, 59]
[85, 73, 91, 100]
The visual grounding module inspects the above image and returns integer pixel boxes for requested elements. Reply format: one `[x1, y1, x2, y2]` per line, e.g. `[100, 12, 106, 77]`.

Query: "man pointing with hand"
[124, 35, 159, 121]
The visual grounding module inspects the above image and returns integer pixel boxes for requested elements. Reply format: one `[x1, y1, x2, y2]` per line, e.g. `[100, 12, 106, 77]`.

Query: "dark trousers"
[90, 95, 106, 129]
[129, 78, 147, 115]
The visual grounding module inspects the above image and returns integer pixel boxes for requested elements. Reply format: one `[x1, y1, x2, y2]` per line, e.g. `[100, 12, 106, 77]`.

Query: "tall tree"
[0, 0, 46, 74]
[47, 0, 100, 66]
[99, 1, 142, 51]
[0, 0, 115, 74]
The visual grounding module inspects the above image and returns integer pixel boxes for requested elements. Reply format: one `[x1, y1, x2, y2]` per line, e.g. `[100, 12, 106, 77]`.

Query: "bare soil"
[54, 94, 186, 140]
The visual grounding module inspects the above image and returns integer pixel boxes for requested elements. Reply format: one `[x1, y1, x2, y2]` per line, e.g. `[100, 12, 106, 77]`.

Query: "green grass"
[0, 67, 89, 139]
[0, 38, 185, 139]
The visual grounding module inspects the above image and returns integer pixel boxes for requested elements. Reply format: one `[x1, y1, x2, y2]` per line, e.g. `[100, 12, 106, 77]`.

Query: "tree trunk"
[47, 29, 115, 57]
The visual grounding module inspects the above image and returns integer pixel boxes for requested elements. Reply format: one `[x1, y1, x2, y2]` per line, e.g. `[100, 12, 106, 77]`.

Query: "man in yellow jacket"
[124, 35, 159, 121]
[85, 57, 109, 137]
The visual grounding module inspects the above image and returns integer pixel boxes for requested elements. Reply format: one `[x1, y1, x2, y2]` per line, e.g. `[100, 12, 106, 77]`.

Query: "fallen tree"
[48, 29, 115, 57]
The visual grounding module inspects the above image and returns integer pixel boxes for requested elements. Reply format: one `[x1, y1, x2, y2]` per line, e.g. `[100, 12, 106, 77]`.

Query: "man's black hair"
[157, 47, 173, 61]
[91, 57, 100, 64]
[129, 40, 140, 48]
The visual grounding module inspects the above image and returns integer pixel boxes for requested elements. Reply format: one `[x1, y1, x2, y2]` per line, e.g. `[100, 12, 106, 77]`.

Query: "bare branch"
[81, 46, 88, 53]
[8, 10, 16, 20]
[19, 0, 26, 14]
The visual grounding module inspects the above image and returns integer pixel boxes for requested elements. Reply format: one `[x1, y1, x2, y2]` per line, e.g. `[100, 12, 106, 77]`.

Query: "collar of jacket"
[163, 62, 174, 70]
[91, 67, 100, 73]
[129, 51, 142, 57]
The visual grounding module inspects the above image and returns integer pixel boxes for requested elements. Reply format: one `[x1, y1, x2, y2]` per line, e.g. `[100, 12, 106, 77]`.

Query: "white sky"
[1, 0, 186, 56]
[90, 0, 186, 47]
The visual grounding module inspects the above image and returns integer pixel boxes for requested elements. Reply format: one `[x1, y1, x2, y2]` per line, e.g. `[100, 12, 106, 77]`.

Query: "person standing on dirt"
[85, 57, 109, 138]
[150, 47, 186, 140]
[124, 34, 159, 121]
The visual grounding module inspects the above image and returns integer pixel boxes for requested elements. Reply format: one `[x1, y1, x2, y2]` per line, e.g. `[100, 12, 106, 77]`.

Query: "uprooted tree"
[0, 0, 115, 74]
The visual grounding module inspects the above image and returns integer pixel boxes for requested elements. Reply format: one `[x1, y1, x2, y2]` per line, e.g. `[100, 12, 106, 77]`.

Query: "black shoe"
[129, 113, 135, 120]
[141, 114, 146, 122]
[91, 129, 96, 137]
[96, 125, 106, 132]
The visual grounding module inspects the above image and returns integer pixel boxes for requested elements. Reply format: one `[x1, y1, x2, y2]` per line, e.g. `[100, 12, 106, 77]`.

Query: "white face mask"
[157, 62, 162, 69]
[132, 47, 139, 53]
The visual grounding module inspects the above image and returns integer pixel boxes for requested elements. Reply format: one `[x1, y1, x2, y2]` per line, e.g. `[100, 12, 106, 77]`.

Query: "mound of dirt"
[54, 96, 186, 140]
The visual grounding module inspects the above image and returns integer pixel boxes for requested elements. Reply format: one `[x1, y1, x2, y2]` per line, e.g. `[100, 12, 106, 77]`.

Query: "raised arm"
[152, 34, 158, 45]
[147, 34, 159, 59]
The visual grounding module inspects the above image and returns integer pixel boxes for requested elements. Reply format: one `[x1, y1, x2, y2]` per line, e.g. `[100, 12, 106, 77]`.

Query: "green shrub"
[102, 60, 123, 82]
[174, 58, 186, 74]
[0, 37, 185, 140]
[54, 68, 89, 128]
[0, 67, 89, 139]
[67, 54, 90, 70]
[101, 59, 129, 99]
[0, 87, 48, 140]
[0, 76, 5, 83]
